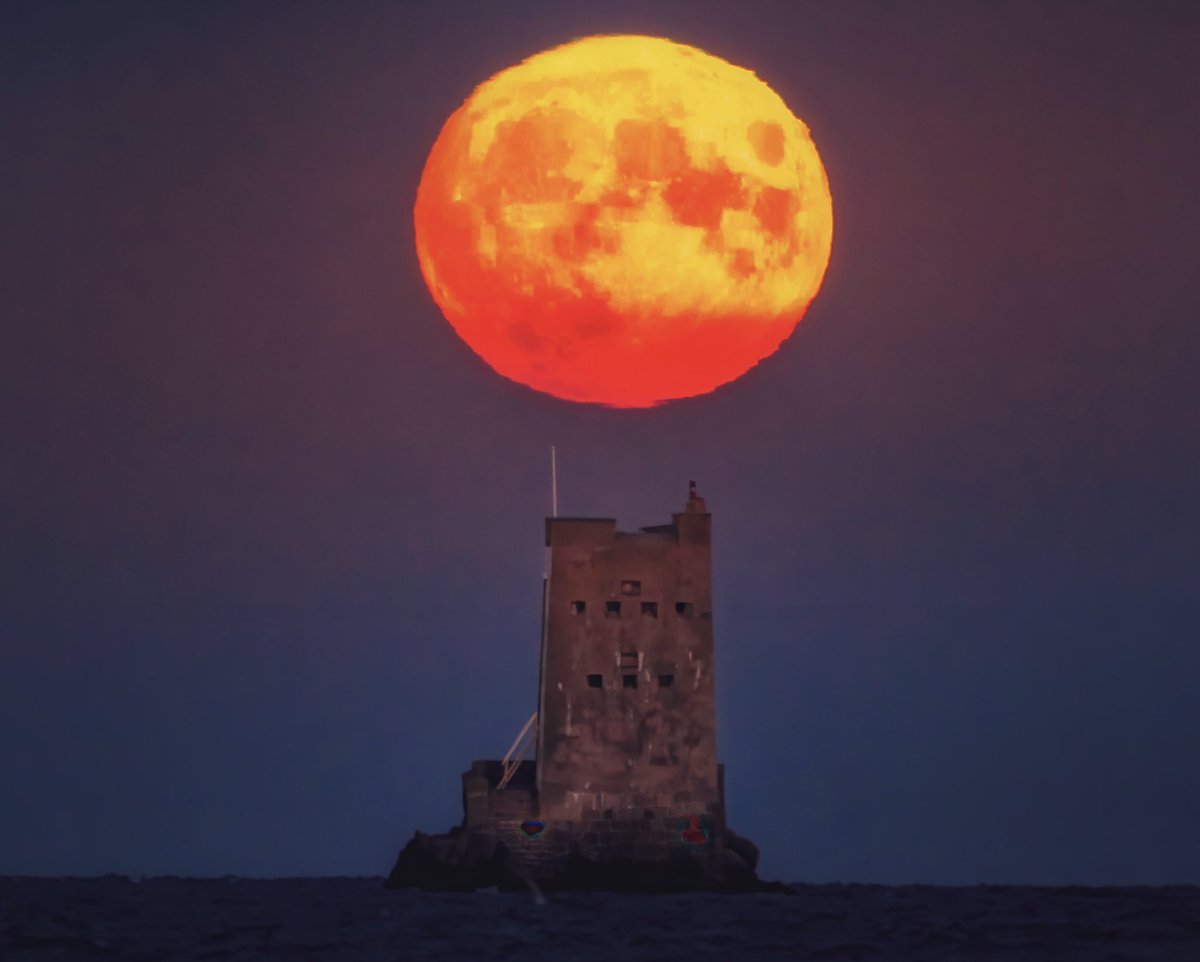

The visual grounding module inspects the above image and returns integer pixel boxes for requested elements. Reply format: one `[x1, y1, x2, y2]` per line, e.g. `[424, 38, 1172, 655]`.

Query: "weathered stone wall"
[494, 809, 722, 880]
[537, 493, 720, 823]
[464, 759, 728, 882]
[463, 760, 536, 829]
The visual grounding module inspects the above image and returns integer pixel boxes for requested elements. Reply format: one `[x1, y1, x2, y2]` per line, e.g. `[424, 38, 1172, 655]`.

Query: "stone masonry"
[386, 484, 775, 892]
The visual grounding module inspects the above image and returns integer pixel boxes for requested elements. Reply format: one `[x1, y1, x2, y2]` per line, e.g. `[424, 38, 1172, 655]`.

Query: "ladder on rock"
[497, 712, 537, 791]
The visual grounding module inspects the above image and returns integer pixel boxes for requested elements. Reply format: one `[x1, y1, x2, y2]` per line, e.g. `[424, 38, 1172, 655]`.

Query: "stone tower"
[388, 483, 767, 890]
[536, 480, 722, 825]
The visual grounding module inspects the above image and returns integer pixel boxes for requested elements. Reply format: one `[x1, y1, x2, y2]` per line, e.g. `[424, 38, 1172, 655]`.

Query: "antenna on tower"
[551, 445, 558, 518]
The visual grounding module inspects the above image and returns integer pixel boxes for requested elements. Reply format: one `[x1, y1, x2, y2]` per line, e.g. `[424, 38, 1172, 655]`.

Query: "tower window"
[619, 651, 639, 671]
[675, 602, 694, 617]
[605, 601, 621, 618]
[641, 601, 658, 618]
[587, 674, 603, 689]
[571, 600, 586, 615]
[622, 674, 638, 689]
[620, 580, 642, 596]
[658, 674, 674, 688]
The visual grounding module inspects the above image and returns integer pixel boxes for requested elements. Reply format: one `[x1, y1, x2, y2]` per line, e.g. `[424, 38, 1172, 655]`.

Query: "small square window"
[571, 600, 586, 615]
[587, 674, 603, 689]
[605, 601, 621, 618]
[658, 674, 674, 688]
[641, 601, 658, 618]
[622, 674, 638, 689]
[619, 651, 639, 671]
[620, 580, 642, 596]
[675, 602, 694, 617]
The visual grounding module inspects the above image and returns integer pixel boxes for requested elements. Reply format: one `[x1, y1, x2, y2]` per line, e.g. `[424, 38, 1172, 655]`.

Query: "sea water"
[2, 876, 1197, 960]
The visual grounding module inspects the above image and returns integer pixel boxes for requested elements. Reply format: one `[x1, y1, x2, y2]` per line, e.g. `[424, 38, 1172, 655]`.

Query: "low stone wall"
[492, 807, 723, 880]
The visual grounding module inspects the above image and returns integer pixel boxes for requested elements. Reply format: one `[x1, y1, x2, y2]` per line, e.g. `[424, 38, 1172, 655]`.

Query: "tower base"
[385, 760, 788, 894]
[384, 823, 786, 894]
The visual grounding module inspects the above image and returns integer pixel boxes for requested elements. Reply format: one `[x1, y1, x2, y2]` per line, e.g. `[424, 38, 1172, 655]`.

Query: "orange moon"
[414, 35, 834, 407]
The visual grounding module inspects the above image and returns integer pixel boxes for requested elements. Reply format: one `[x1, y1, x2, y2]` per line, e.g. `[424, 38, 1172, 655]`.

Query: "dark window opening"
[605, 601, 621, 618]
[571, 600, 586, 615]
[620, 651, 639, 671]
[641, 601, 658, 618]
[658, 674, 674, 687]
[622, 674, 638, 689]
[620, 579, 642, 596]
[587, 673, 603, 689]
[675, 602, 694, 617]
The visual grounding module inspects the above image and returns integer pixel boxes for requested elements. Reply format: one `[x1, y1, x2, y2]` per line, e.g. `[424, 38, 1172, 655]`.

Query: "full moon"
[414, 35, 833, 407]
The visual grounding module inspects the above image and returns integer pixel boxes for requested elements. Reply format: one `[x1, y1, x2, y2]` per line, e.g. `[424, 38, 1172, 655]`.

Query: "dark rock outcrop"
[385, 825, 791, 894]
[386, 829, 519, 892]
[724, 828, 761, 872]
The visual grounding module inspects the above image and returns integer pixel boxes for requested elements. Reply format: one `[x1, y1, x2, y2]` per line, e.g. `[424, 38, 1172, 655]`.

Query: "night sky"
[3, 0, 1198, 885]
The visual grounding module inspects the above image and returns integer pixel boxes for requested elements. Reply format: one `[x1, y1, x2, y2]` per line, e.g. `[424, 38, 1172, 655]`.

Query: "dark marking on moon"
[753, 185, 796, 238]
[747, 121, 785, 165]
[728, 248, 756, 278]
[614, 118, 689, 184]
[662, 162, 746, 231]
[482, 107, 600, 203]
[508, 321, 550, 354]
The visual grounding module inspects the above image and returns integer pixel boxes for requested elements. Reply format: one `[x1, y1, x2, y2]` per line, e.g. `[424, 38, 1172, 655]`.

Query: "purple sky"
[3, 0, 1198, 883]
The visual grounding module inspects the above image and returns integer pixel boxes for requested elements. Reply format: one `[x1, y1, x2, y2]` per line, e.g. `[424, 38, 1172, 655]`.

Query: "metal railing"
[497, 711, 538, 791]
